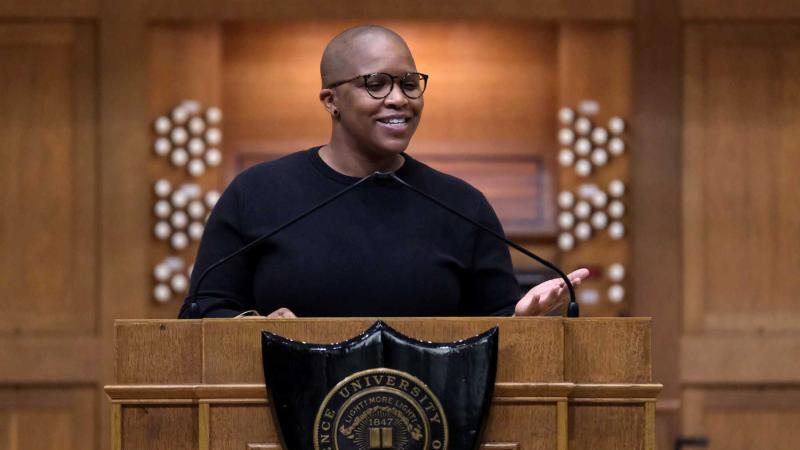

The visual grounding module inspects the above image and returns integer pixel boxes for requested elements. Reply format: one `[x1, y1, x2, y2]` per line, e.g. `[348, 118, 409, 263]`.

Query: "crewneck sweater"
[179, 147, 519, 318]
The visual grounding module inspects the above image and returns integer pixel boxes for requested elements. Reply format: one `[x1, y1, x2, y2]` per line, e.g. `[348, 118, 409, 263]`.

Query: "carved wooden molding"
[105, 382, 662, 403]
[482, 444, 519, 450]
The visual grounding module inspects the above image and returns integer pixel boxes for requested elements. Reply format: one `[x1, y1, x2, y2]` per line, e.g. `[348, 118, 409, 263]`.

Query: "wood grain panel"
[202, 318, 564, 384]
[681, 335, 800, 383]
[144, 0, 632, 21]
[482, 403, 557, 450]
[682, 0, 800, 19]
[115, 320, 202, 384]
[0, 386, 95, 450]
[683, 388, 800, 450]
[564, 319, 651, 383]
[209, 405, 278, 450]
[0, 336, 99, 383]
[122, 405, 197, 450]
[631, 2, 682, 447]
[0, 0, 96, 18]
[568, 404, 644, 450]
[683, 24, 800, 333]
[0, 22, 97, 334]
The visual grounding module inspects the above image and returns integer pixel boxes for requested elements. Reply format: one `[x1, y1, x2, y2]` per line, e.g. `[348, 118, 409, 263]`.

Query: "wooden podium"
[106, 317, 660, 450]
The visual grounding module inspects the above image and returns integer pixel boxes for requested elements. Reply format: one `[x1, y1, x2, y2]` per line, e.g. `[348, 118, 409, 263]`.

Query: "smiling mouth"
[377, 117, 409, 124]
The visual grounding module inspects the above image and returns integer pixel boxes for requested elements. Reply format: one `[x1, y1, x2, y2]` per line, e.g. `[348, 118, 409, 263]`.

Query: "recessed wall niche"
[147, 19, 632, 318]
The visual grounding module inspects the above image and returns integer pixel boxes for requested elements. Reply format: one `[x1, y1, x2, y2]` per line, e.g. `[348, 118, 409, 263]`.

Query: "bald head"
[320, 25, 415, 88]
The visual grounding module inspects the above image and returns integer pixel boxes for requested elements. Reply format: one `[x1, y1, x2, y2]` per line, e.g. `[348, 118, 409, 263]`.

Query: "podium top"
[113, 317, 652, 386]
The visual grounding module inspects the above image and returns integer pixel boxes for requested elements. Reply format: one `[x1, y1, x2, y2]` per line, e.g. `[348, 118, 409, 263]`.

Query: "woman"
[179, 25, 588, 319]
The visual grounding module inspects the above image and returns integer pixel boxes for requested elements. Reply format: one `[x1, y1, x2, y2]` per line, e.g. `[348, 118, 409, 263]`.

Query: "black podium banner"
[262, 321, 499, 450]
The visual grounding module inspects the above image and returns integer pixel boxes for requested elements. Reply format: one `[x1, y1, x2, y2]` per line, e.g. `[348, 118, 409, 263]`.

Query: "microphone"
[380, 171, 580, 318]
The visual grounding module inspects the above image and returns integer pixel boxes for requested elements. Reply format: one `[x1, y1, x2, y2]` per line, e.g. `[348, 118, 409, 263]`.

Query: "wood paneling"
[115, 320, 203, 384]
[0, 0, 96, 18]
[0, 23, 97, 335]
[564, 319, 651, 383]
[631, 2, 682, 448]
[683, 388, 800, 450]
[569, 404, 645, 450]
[0, 337, 99, 383]
[482, 403, 556, 450]
[683, 24, 800, 334]
[681, 22, 800, 449]
[209, 405, 277, 449]
[0, 387, 95, 450]
[122, 405, 197, 450]
[144, 0, 632, 21]
[681, 335, 800, 383]
[202, 318, 565, 384]
[682, 0, 800, 19]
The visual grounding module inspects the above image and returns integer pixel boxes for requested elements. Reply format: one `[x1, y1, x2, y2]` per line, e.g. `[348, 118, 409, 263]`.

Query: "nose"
[383, 80, 409, 108]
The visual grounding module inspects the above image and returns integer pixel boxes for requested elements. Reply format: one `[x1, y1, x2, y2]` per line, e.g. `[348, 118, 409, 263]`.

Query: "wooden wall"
[0, 0, 798, 449]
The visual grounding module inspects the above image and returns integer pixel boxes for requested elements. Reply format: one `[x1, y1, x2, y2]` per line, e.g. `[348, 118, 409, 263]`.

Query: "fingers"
[267, 307, 297, 319]
[568, 268, 590, 285]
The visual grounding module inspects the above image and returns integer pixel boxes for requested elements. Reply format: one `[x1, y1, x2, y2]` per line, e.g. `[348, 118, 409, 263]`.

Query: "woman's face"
[330, 36, 424, 159]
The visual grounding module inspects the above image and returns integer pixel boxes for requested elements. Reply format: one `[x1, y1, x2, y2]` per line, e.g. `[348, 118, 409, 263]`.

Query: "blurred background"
[1, 0, 798, 449]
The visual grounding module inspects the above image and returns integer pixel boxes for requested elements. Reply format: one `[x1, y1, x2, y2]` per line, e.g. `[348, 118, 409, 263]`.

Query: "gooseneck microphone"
[379, 171, 579, 318]
[186, 170, 579, 318]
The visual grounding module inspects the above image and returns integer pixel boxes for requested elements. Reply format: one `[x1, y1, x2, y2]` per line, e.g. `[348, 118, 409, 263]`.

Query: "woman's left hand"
[514, 268, 590, 316]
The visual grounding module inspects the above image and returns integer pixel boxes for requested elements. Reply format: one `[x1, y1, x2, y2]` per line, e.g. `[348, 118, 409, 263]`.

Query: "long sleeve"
[178, 179, 254, 318]
[459, 193, 519, 316]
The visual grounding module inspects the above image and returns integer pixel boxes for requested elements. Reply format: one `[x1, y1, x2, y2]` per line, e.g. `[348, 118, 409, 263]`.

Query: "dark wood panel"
[683, 24, 800, 333]
[210, 405, 278, 449]
[0, 386, 95, 450]
[0, 23, 97, 334]
[682, 0, 800, 19]
[569, 404, 645, 450]
[122, 405, 197, 450]
[143, 0, 633, 21]
[0, 0, 96, 18]
[115, 320, 203, 384]
[482, 403, 557, 450]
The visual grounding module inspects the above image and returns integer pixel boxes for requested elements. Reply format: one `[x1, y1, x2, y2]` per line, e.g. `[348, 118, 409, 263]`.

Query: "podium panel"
[107, 317, 659, 450]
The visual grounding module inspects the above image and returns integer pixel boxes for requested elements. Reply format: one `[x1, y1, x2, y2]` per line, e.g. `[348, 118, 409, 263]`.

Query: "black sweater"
[179, 147, 518, 318]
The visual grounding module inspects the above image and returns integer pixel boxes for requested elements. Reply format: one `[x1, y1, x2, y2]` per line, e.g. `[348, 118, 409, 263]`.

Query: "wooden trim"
[494, 382, 574, 398]
[0, 0, 97, 18]
[557, 400, 568, 450]
[110, 403, 121, 450]
[139, 1, 634, 21]
[682, 0, 800, 19]
[571, 383, 662, 398]
[199, 403, 210, 450]
[645, 401, 656, 450]
[105, 382, 662, 401]
[681, 335, 800, 384]
[0, 337, 100, 383]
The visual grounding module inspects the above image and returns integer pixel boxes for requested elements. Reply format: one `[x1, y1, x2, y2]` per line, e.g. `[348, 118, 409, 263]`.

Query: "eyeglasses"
[326, 72, 429, 99]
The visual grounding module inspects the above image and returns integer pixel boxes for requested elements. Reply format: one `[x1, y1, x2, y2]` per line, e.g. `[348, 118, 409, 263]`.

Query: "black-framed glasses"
[326, 72, 429, 99]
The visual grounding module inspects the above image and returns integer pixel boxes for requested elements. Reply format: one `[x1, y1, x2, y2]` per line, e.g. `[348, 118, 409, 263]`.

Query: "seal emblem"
[314, 368, 448, 450]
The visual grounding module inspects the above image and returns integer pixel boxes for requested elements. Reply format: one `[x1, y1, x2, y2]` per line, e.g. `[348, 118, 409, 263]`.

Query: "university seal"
[314, 368, 447, 450]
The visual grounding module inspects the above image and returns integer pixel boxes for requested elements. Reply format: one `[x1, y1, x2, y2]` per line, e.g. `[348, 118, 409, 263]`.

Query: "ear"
[319, 88, 338, 117]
